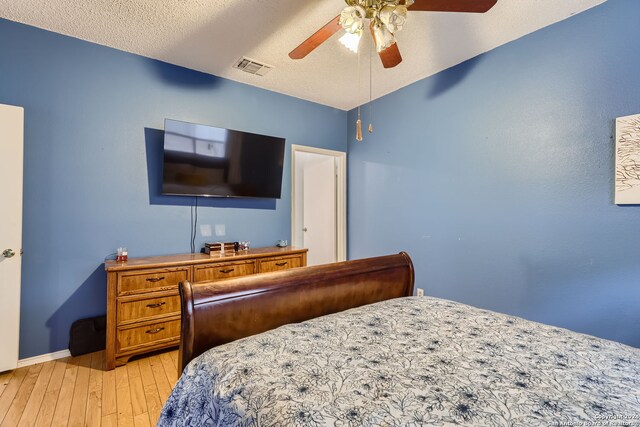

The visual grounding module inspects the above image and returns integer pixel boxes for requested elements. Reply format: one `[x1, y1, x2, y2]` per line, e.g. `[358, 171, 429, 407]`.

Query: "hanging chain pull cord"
[369, 39, 373, 134]
[356, 39, 363, 142]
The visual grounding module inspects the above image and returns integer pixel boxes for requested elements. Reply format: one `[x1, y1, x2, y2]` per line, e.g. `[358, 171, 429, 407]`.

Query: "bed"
[158, 253, 640, 426]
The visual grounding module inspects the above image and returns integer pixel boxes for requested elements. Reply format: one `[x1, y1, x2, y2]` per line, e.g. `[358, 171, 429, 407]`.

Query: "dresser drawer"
[118, 267, 190, 295]
[259, 255, 303, 273]
[117, 318, 181, 353]
[118, 293, 181, 325]
[193, 260, 256, 282]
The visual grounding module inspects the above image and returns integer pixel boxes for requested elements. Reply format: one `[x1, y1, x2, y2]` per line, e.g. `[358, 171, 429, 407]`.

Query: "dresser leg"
[115, 355, 132, 367]
[105, 349, 115, 370]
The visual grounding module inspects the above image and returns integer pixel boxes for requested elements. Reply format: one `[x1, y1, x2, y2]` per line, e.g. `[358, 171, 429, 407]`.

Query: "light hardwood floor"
[0, 349, 179, 427]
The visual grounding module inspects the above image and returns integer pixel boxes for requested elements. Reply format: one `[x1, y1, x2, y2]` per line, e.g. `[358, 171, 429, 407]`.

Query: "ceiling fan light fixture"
[289, 0, 497, 68]
[338, 31, 362, 53]
[372, 21, 396, 53]
[339, 5, 367, 34]
[379, 5, 408, 33]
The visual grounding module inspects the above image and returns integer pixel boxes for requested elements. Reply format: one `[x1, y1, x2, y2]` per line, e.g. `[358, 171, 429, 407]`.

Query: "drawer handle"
[219, 268, 235, 274]
[145, 327, 165, 334]
[146, 277, 165, 283]
[146, 302, 166, 308]
[275, 262, 288, 266]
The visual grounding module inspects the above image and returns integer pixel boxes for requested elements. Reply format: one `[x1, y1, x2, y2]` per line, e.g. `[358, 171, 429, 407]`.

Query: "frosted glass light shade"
[339, 5, 366, 34]
[372, 23, 396, 52]
[338, 31, 362, 53]
[379, 5, 408, 33]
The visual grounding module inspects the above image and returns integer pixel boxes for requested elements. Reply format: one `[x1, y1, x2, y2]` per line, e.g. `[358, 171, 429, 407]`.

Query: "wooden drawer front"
[117, 319, 180, 352]
[118, 294, 181, 325]
[193, 260, 256, 282]
[259, 255, 303, 273]
[118, 268, 189, 295]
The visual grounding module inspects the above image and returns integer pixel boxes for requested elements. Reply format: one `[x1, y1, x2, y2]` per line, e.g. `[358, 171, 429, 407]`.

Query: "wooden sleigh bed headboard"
[178, 252, 414, 373]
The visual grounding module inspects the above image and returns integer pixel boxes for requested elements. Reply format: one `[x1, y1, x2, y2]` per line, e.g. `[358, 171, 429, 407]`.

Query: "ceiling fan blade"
[289, 15, 342, 59]
[408, 0, 497, 13]
[379, 43, 402, 69]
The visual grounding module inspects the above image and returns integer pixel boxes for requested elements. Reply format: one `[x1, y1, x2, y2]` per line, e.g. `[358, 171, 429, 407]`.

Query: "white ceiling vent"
[234, 57, 273, 76]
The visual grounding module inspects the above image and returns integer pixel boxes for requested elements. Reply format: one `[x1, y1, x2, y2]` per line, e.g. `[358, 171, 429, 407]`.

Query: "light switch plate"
[215, 224, 226, 236]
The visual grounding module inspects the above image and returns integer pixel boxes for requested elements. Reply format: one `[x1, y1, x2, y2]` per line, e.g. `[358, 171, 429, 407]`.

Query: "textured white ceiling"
[0, 0, 606, 110]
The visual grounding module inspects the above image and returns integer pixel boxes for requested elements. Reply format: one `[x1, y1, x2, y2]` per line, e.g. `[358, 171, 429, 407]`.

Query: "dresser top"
[104, 246, 308, 272]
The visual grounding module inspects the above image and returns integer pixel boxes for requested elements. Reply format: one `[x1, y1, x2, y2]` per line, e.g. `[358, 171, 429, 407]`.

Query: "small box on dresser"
[104, 246, 307, 370]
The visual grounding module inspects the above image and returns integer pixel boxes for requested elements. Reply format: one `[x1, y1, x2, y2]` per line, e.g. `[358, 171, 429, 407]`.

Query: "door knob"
[303, 227, 308, 232]
[2, 249, 15, 258]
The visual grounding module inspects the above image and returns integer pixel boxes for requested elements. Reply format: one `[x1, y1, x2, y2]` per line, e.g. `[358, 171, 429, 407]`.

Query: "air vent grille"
[234, 57, 273, 76]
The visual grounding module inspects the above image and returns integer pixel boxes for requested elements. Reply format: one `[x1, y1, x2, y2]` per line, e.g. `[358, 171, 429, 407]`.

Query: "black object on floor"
[69, 315, 106, 356]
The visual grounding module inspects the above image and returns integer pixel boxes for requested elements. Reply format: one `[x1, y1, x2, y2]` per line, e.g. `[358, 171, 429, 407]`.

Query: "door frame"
[291, 144, 347, 262]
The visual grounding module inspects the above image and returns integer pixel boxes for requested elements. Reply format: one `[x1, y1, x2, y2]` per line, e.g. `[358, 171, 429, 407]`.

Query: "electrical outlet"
[214, 224, 226, 237]
[200, 224, 212, 237]
[417, 288, 424, 297]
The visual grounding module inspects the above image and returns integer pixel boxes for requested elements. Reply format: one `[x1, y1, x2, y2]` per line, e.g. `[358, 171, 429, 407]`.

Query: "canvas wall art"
[615, 113, 640, 204]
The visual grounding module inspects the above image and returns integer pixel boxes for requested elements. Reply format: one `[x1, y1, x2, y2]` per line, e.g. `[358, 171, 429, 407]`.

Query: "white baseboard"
[17, 349, 72, 368]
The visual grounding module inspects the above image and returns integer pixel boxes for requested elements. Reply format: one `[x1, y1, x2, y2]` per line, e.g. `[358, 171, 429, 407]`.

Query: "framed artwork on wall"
[615, 113, 640, 204]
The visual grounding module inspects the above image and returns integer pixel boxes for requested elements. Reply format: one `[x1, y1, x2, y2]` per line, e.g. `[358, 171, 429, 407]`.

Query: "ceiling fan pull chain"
[356, 36, 363, 142]
[368, 40, 373, 134]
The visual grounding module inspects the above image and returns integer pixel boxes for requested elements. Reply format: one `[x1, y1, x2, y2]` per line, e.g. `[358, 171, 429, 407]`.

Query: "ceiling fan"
[289, 0, 498, 69]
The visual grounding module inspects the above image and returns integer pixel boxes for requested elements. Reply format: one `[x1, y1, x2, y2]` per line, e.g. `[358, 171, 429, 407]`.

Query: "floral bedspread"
[158, 297, 640, 426]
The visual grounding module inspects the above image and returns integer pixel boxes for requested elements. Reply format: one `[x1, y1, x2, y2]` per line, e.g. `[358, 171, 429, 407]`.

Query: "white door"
[0, 104, 24, 372]
[302, 155, 336, 266]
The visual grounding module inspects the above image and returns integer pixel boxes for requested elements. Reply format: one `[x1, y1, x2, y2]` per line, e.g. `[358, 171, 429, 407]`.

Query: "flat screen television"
[162, 119, 285, 199]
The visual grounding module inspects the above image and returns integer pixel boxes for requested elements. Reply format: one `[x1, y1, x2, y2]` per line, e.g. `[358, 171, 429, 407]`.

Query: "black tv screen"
[162, 119, 285, 199]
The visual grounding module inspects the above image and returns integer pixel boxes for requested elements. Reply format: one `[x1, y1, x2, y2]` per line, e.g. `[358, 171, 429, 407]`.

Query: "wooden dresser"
[104, 246, 307, 370]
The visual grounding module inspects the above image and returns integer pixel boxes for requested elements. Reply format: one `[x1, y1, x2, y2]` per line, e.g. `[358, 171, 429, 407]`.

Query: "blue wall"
[0, 19, 346, 358]
[348, 0, 640, 347]
[2, 0, 639, 359]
